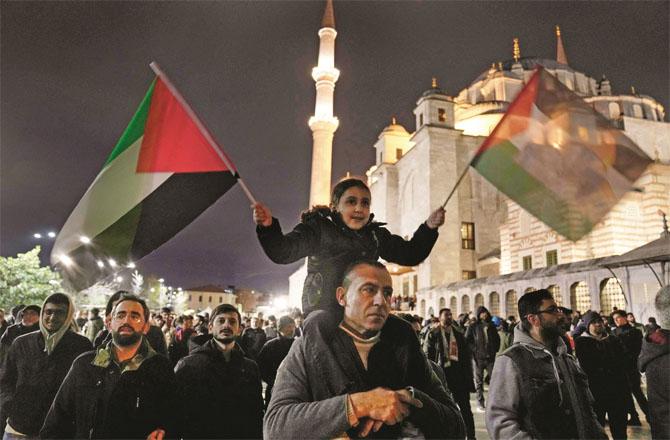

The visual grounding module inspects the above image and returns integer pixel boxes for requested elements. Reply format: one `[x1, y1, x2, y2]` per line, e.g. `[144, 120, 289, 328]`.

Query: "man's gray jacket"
[486, 326, 607, 440]
[264, 312, 465, 439]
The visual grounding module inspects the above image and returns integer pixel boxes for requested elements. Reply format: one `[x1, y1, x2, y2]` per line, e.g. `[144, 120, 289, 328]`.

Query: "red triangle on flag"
[137, 78, 232, 173]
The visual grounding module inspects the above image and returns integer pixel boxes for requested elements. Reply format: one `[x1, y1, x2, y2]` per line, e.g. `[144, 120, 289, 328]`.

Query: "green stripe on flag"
[474, 140, 594, 240]
[104, 79, 156, 166]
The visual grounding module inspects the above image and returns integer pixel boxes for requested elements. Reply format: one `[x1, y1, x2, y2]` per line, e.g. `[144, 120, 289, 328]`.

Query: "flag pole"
[148, 62, 257, 205]
[441, 165, 471, 209]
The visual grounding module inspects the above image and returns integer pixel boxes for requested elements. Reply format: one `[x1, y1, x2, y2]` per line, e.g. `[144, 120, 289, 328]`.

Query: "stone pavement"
[470, 389, 652, 440]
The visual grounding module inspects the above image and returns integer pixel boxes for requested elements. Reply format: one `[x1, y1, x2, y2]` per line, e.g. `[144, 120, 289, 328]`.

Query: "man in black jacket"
[257, 315, 296, 407]
[424, 308, 476, 439]
[465, 306, 500, 411]
[93, 290, 168, 356]
[40, 294, 177, 439]
[612, 309, 650, 425]
[0, 293, 91, 438]
[174, 303, 263, 439]
[575, 311, 630, 439]
[0, 305, 40, 365]
[239, 315, 266, 361]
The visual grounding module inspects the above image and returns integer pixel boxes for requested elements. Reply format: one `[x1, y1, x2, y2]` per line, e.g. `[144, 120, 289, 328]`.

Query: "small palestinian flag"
[472, 67, 652, 241]
[52, 67, 238, 290]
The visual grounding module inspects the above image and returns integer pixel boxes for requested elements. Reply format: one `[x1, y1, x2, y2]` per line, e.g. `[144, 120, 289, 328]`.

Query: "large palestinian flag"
[472, 67, 652, 241]
[51, 70, 238, 290]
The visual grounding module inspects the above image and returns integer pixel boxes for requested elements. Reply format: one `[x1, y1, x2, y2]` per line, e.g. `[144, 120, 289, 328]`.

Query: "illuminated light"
[96, 260, 105, 268]
[58, 254, 74, 267]
[80, 236, 91, 244]
[108, 258, 117, 268]
[127, 262, 136, 269]
[177, 287, 183, 291]
[150, 288, 156, 293]
[116, 276, 123, 283]
[158, 278, 165, 283]
[47, 231, 56, 238]
[33, 233, 42, 239]
[551, 142, 562, 150]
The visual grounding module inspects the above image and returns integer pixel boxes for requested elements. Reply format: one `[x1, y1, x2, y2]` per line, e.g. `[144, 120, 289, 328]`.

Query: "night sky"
[2, 1, 668, 295]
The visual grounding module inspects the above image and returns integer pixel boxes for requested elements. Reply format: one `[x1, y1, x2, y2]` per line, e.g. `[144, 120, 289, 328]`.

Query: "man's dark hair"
[518, 289, 554, 332]
[161, 307, 172, 314]
[11, 305, 25, 320]
[611, 309, 627, 319]
[439, 308, 451, 317]
[112, 294, 150, 322]
[277, 315, 295, 332]
[105, 290, 130, 317]
[211, 304, 242, 325]
[90, 307, 100, 317]
[341, 260, 388, 291]
[45, 293, 70, 307]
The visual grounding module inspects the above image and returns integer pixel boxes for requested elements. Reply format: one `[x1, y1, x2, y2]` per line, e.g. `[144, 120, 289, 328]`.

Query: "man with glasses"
[486, 289, 606, 440]
[41, 294, 178, 439]
[0, 293, 90, 439]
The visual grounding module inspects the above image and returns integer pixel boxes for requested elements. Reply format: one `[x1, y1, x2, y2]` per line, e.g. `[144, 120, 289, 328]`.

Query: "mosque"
[290, 0, 670, 322]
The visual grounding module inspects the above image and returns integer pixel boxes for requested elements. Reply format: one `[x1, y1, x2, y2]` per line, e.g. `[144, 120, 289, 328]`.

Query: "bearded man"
[174, 303, 263, 439]
[487, 289, 607, 440]
[41, 294, 178, 439]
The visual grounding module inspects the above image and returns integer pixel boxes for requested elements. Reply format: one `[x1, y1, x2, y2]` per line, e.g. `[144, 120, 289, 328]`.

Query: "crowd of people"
[0, 177, 667, 439]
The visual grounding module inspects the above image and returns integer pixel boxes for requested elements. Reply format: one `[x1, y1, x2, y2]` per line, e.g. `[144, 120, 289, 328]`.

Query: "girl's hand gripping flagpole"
[149, 62, 257, 205]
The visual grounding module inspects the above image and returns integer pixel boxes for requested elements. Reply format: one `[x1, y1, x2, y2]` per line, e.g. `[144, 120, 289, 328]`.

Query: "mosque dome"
[382, 117, 409, 134]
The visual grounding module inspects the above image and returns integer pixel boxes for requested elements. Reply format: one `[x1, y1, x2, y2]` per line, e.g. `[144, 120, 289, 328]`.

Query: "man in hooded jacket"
[486, 289, 606, 440]
[0, 293, 91, 439]
[465, 306, 499, 411]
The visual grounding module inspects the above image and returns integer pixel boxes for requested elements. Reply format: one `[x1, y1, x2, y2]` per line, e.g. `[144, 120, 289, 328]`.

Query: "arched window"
[428, 307, 434, 317]
[489, 292, 500, 316]
[420, 299, 426, 317]
[474, 293, 484, 309]
[524, 287, 535, 293]
[450, 296, 458, 313]
[461, 295, 471, 315]
[505, 290, 518, 318]
[547, 285, 561, 306]
[600, 278, 626, 313]
[608, 102, 620, 119]
[439, 297, 446, 309]
[570, 281, 591, 313]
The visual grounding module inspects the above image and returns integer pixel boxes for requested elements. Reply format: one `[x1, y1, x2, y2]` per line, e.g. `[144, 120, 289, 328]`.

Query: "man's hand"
[350, 387, 423, 428]
[146, 429, 165, 440]
[252, 202, 273, 227]
[425, 207, 445, 229]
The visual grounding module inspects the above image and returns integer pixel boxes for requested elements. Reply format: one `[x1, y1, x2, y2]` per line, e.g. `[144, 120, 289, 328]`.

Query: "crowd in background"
[0, 286, 667, 440]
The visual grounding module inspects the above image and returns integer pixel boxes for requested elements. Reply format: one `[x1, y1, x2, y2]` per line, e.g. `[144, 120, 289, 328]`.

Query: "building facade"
[366, 31, 669, 320]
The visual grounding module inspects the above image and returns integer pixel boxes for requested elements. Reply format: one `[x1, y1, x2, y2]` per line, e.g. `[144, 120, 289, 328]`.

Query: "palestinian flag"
[472, 67, 652, 241]
[51, 68, 238, 290]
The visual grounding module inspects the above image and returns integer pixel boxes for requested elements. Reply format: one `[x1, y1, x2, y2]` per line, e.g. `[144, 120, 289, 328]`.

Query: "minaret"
[308, 0, 340, 207]
[555, 25, 569, 65]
